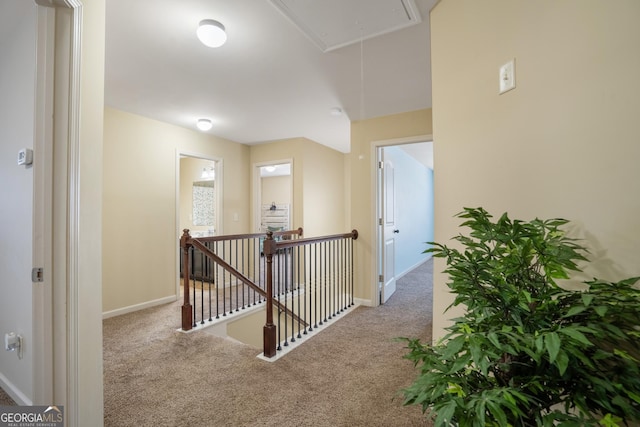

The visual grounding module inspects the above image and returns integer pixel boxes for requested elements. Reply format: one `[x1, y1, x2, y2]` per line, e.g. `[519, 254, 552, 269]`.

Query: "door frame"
[252, 159, 293, 233]
[49, 0, 84, 420]
[32, 2, 56, 404]
[28, 0, 87, 419]
[371, 134, 432, 306]
[175, 151, 223, 296]
[34, 0, 101, 423]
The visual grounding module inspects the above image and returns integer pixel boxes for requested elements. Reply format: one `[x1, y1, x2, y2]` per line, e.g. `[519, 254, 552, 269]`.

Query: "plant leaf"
[581, 293, 594, 306]
[556, 350, 569, 375]
[434, 400, 457, 427]
[545, 332, 561, 363]
[558, 327, 593, 347]
[564, 305, 587, 317]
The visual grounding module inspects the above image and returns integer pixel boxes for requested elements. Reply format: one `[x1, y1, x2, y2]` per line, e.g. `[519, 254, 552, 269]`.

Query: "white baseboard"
[0, 372, 31, 406]
[257, 301, 361, 361]
[102, 295, 177, 319]
[178, 302, 264, 334]
[353, 297, 373, 307]
[396, 255, 432, 281]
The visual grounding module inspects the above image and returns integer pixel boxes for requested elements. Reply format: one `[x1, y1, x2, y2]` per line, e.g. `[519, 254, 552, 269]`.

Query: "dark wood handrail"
[186, 227, 303, 244]
[274, 229, 358, 250]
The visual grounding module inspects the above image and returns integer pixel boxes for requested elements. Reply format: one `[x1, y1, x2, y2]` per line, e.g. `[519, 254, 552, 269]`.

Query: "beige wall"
[302, 138, 346, 236]
[430, 0, 640, 339]
[250, 139, 304, 231]
[348, 109, 433, 303]
[103, 114, 352, 315]
[103, 108, 250, 313]
[249, 137, 345, 237]
[262, 175, 291, 207]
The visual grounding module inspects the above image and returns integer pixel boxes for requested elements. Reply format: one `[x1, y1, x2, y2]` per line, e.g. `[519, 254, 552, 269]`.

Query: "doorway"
[253, 160, 293, 233]
[176, 153, 222, 294]
[178, 155, 221, 236]
[375, 139, 433, 304]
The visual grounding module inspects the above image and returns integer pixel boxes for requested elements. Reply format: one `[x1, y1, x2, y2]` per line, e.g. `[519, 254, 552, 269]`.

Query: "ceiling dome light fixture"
[201, 167, 215, 180]
[197, 19, 227, 48]
[196, 118, 213, 131]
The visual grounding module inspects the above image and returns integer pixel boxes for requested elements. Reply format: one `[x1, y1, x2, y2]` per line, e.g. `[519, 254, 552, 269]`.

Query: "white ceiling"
[104, 0, 436, 154]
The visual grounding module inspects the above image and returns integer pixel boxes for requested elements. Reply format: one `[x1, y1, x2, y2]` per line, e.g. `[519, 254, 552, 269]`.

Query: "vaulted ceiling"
[105, 0, 436, 153]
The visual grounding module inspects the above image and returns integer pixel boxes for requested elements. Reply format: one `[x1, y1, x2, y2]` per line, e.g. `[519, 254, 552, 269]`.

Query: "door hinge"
[379, 274, 384, 282]
[378, 218, 383, 226]
[378, 161, 384, 169]
[32, 267, 44, 283]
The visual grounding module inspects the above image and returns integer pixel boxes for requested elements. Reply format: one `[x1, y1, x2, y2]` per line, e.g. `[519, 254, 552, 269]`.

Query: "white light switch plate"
[499, 59, 516, 94]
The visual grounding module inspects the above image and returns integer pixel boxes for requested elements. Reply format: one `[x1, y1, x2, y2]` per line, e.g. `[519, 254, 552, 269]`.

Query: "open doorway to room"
[252, 161, 293, 233]
[376, 140, 433, 305]
[176, 153, 222, 294]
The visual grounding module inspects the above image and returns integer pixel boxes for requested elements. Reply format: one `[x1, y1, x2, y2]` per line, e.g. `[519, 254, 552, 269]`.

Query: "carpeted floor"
[0, 386, 15, 406]
[1, 258, 434, 426]
[103, 257, 434, 427]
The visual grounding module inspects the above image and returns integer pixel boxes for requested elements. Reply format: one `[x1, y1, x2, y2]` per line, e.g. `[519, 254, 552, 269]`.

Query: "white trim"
[0, 372, 32, 406]
[257, 302, 360, 362]
[353, 297, 373, 307]
[370, 134, 433, 307]
[38, 0, 85, 422]
[175, 150, 224, 298]
[102, 295, 177, 319]
[395, 254, 432, 282]
[65, 2, 83, 424]
[177, 299, 265, 334]
[32, 3, 56, 404]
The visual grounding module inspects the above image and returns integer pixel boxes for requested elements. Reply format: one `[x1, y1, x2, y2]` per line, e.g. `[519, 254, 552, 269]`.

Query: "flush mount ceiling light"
[201, 167, 215, 180]
[197, 19, 227, 48]
[196, 118, 213, 131]
[329, 107, 343, 116]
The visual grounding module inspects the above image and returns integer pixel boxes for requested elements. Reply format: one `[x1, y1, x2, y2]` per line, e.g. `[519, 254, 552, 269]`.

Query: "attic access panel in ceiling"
[270, 0, 422, 52]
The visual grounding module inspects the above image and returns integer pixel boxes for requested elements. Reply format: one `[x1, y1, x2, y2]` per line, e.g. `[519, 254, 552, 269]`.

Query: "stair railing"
[180, 228, 303, 331]
[180, 227, 359, 359]
[262, 229, 359, 358]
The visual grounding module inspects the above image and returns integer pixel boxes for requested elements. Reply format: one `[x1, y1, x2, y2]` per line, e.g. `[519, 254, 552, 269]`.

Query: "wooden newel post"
[263, 231, 277, 357]
[180, 229, 193, 331]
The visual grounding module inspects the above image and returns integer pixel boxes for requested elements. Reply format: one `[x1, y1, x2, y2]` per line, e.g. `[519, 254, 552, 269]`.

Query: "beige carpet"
[102, 257, 433, 426]
[0, 385, 15, 406]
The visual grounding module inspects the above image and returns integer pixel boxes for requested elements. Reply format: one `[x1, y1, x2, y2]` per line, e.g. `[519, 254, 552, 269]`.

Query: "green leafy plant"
[401, 207, 640, 427]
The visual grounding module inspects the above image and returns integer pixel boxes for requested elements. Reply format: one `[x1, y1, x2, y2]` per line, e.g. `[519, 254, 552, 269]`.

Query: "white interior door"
[381, 149, 397, 303]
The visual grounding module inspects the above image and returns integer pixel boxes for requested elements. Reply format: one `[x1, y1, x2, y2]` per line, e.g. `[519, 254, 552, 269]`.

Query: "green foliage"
[401, 207, 640, 427]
